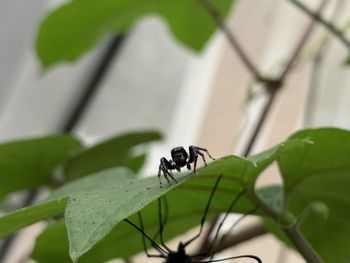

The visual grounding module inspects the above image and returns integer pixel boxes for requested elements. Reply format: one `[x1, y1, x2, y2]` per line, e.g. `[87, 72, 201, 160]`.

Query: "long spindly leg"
[218, 205, 259, 246]
[191, 254, 262, 263]
[124, 214, 167, 259]
[157, 197, 171, 252]
[207, 189, 246, 260]
[152, 196, 169, 240]
[182, 174, 223, 248]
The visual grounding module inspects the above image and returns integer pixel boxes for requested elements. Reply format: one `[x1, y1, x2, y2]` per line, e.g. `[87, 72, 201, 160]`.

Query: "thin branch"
[199, 0, 264, 81]
[242, 86, 278, 157]
[278, 0, 329, 81]
[288, 0, 350, 50]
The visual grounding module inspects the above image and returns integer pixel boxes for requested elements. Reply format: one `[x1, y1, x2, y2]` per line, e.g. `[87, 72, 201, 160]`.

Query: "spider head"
[171, 147, 188, 167]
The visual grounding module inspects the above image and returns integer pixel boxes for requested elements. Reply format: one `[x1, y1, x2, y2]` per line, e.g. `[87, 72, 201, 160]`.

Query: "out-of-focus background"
[0, 0, 349, 262]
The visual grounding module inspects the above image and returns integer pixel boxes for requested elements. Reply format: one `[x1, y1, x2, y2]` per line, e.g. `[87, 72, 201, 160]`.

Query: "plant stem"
[288, 0, 350, 51]
[199, 0, 264, 81]
[283, 225, 325, 263]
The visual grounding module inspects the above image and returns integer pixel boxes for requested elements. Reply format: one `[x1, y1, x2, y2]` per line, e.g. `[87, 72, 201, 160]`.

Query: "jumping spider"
[158, 146, 215, 187]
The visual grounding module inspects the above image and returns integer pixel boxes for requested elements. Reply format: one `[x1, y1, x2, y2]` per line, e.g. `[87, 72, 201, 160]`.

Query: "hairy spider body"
[158, 146, 215, 187]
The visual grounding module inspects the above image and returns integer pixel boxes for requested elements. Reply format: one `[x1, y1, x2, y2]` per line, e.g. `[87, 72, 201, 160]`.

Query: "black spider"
[125, 175, 262, 263]
[158, 146, 215, 187]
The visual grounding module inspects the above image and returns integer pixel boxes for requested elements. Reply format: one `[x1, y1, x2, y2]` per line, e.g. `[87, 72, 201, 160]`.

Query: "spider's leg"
[207, 190, 247, 260]
[197, 151, 207, 166]
[161, 158, 178, 183]
[218, 206, 259, 245]
[160, 158, 172, 184]
[193, 156, 198, 173]
[192, 146, 216, 160]
[182, 174, 223, 247]
[158, 166, 163, 188]
[165, 169, 178, 183]
[188, 146, 199, 173]
[157, 197, 171, 252]
[124, 214, 167, 258]
[191, 254, 262, 263]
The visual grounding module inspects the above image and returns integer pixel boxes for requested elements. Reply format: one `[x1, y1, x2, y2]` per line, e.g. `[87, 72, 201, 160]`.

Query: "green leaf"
[37, 0, 235, 67]
[5, 137, 304, 262]
[0, 199, 67, 239]
[0, 168, 134, 239]
[65, 172, 191, 262]
[0, 135, 82, 200]
[124, 153, 147, 173]
[65, 138, 306, 262]
[256, 185, 284, 214]
[65, 131, 161, 180]
[32, 221, 70, 263]
[276, 128, 350, 263]
[48, 167, 135, 201]
[33, 158, 253, 263]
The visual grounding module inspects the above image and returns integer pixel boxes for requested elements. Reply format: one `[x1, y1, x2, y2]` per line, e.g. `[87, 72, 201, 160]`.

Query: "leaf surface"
[276, 128, 350, 263]
[0, 135, 82, 199]
[0, 168, 134, 239]
[64, 138, 305, 262]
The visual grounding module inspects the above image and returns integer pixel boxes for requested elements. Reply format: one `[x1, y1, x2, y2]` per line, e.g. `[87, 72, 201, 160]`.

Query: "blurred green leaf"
[270, 128, 350, 263]
[345, 56, 350, 66]
[0, 135, 82, 200]
[124, 153, 147, 174]
[0, 168, 134, 239]
[32, 221, 70, 263]
[37, 0, 236, 67]
[0, 199, 67, 239]
[65, 131, 161, 180]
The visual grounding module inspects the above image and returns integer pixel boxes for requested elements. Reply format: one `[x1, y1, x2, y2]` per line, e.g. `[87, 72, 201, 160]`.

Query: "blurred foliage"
[0, 135, 83, 200]
[36, 0, 236, 68]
